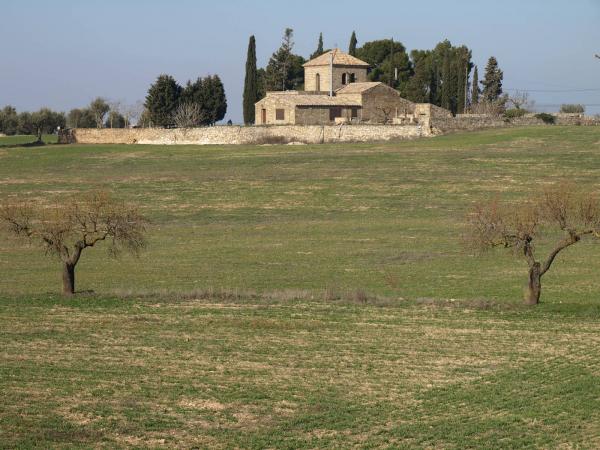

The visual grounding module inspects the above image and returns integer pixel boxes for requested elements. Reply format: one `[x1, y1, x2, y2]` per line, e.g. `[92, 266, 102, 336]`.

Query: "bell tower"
[303, 49, 369, 93]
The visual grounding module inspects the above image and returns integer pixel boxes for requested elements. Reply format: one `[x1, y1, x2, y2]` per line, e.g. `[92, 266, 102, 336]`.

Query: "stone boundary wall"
[433, 114, 600, 133]
[58, 115, 600, 146]
[59, 124, 428, 145]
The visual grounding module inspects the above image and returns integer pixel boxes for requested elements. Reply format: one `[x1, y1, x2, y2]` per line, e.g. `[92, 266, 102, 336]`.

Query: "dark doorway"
[329, 107, 342, 121]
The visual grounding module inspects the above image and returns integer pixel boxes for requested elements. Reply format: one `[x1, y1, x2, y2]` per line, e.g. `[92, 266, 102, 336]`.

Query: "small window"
[351, 107, 359, 119]
[276, 109, 285, 120]
[342, 73, 348, 85]
[349, 73, 356, 83]
[329, 107, 342, 121]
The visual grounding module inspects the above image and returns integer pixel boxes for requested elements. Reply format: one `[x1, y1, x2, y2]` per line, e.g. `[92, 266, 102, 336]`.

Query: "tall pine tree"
[471, 65, 480, 105]
[243, 35, 258, 125]
[349, 31, 358, 56]
[310, 33, 324, 60]
[264, 28, 305, 91]
[481, 56, 503, 102]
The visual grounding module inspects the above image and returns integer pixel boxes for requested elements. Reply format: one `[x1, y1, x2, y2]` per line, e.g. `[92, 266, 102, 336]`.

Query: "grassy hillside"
[1, 127, 600, 448]
[2, 126, 600, 303]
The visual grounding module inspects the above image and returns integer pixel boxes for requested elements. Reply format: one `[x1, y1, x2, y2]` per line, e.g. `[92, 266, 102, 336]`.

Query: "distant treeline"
[142, 75, 227, 128]
[0, 98, 140, 138]
[0, 106, 65, 141]
[0, 75, 230, 133]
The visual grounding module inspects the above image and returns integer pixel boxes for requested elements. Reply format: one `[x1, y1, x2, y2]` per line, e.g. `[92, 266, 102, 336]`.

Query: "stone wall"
[431, 114, 600, 133]
[59, 124, 428, 146]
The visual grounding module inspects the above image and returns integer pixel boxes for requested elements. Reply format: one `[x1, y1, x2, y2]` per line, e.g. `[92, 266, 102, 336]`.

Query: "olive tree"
[0, 191, 147, 296]
[466, 184, 600, 305]
[89, 97, 110, 128]
[29, 108, 66, 142]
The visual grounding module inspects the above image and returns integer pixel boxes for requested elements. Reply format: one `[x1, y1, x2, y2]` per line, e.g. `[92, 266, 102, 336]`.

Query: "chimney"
[329, 51, 334, 97]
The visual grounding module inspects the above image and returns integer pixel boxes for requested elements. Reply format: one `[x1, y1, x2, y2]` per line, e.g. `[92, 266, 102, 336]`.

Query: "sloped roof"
[303, 49, 370, 67]
[256, 92, 361, 107]
[292, 95, 361, 106]
[335, 82, 383, 94]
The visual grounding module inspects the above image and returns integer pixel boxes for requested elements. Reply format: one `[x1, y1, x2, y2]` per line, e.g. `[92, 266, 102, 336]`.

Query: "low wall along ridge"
[58, 114, 600, 146]
[59, 124, 428, 145]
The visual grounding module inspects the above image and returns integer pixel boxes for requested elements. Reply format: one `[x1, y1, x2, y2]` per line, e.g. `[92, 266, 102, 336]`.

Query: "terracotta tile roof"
[303, 49, 370, 67]
[335, 82, 383, 94]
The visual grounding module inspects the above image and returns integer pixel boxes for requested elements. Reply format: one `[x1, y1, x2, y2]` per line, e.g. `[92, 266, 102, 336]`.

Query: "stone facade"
[352, 84, 415, 123]
[304, 65, 369, 93]
[254, 91, 362, 126]
[303, 48, 370, 93]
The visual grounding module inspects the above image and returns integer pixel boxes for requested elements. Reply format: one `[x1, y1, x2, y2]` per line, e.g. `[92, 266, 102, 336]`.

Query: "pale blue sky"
[1, 0, 599, 122]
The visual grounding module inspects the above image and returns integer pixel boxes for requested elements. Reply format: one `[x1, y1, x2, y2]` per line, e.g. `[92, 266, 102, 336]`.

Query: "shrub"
[504, 108, 527, 119]
[254, 135, 293, 145]
[560, 104, 585, 114]
[535, 113, 555, 125]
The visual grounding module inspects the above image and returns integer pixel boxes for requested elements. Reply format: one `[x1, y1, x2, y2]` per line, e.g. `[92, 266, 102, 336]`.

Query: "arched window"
[316, 73, 321, 91]
[349, 73, 356, 83]
[342, 73, 348, 85]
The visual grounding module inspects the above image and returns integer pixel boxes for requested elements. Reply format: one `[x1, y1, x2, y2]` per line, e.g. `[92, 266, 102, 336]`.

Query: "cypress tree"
[456, 61, 466, 114]
[310, 33, 324, 60]
[349, 31, 357, 56]
[440, 55, 452, 111]
[243, 35, 258, 125]
[471, 65, 480, 105]
[429, 61, 439, 105]
[481, 56, 503, 102]
[455, 48, 471, 114]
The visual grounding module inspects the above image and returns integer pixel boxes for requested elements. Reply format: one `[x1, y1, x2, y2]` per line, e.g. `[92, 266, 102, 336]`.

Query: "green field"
[0, 134, 57, 147]
[1, 127, 600, 448]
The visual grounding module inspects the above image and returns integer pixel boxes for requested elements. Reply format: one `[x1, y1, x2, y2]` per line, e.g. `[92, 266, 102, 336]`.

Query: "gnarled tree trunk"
[525, 262, 542, 305]
[62, 262, 75, 296]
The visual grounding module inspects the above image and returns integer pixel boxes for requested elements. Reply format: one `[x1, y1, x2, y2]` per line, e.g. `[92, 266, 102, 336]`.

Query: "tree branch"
[540, 232, 582, 275]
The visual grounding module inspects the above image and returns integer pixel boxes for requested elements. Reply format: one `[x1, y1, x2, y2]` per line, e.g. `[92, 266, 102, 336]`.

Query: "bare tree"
[466, 183, 600, 305]
[376, 107, 394, 123]
[508, 90, 534, 111]
[0, 191, 147, 296]
[172, 103, 204, 128]
[122, 101, 144, 128]
[468, 97, 508, 116]
[108, 100, 122, 128]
